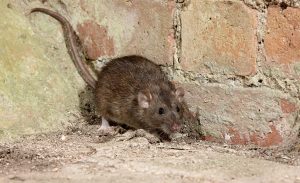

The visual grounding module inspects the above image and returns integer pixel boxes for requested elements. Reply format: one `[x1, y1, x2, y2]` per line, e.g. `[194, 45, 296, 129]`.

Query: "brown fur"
[95, 56, 185, 134]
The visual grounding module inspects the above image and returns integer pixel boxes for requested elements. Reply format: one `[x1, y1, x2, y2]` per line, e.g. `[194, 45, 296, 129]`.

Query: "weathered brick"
[264, 6, 300, 76]
[180, 0, 257, 76]
[74, 0, 175, 65]
[280, 98, 297, 114]
[77, 20, 115, 60]
[181, 83, 299, 147]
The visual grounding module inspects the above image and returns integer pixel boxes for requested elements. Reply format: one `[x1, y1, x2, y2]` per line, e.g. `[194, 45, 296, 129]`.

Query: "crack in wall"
[173, 1, 183, 68]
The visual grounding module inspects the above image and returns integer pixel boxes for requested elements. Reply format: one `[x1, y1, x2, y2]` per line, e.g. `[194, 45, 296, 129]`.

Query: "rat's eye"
[158, 107, 165, 115]
[176, 106, 180, 112]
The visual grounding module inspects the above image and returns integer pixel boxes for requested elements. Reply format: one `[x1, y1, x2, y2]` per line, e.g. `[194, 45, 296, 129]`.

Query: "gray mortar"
[173, 3, 182, 67]
[243, 0, 300, 10]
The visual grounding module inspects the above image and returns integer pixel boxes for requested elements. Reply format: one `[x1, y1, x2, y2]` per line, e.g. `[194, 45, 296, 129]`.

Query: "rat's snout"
[170, 122, 181, 132]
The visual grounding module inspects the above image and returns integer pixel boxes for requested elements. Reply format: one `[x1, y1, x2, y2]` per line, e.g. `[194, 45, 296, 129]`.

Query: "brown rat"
[30, 8, 187, 139]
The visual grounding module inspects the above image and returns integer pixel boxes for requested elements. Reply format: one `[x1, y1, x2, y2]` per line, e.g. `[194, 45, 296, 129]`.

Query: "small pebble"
[61, 135, 66, 141]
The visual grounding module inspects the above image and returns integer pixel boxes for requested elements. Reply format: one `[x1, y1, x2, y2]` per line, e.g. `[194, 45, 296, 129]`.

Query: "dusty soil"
[0, 121, 300, 183]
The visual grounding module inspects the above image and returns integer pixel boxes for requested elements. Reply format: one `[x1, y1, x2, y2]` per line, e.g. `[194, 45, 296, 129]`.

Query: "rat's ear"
[175, 87, 184, 102]
[138, 89, 152, 109]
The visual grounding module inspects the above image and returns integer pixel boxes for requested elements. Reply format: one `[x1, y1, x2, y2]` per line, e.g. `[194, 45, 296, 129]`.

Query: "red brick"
[256, 124, 283, 147]
[76, 0, 175, 65]
[201, 135, 218, 143]
[227, 124, 283, 147]
[227, 127, 248, 145]
[180, 0, 257, 76]
[280, 99, 297, 114]
[181, 83, 299, 147]
[265, 6, 300, 75]
[77, 20, 115, 60]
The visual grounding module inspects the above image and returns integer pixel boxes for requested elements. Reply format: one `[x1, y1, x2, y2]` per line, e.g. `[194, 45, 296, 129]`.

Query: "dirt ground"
[1, 121, 300, 183]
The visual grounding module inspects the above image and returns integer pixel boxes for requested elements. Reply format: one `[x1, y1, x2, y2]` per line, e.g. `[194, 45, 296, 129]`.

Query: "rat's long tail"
[31, 8, 97, 88]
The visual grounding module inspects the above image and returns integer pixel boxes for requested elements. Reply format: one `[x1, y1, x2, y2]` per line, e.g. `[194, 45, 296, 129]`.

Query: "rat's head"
[137, 85, 185, 135]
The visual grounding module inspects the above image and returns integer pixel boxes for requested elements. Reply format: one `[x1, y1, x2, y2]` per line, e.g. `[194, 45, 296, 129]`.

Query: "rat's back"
[97, 56, 168, 89]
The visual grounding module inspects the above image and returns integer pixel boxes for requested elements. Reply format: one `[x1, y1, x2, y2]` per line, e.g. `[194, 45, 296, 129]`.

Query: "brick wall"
[66, 0, 299, 147]
[40, 0, 300, 146]
[177, 0, 300, 147]
[3, 0, 300, 146]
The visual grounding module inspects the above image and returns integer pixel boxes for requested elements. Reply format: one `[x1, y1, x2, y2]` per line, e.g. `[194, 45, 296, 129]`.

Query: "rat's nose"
[171, 122, 181, 132]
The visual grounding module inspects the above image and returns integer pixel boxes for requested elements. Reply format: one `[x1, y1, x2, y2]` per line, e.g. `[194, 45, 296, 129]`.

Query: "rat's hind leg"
[98, 116, 115, 136]
[97, 116, 123, 138]
[98, 117, 111, 130]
